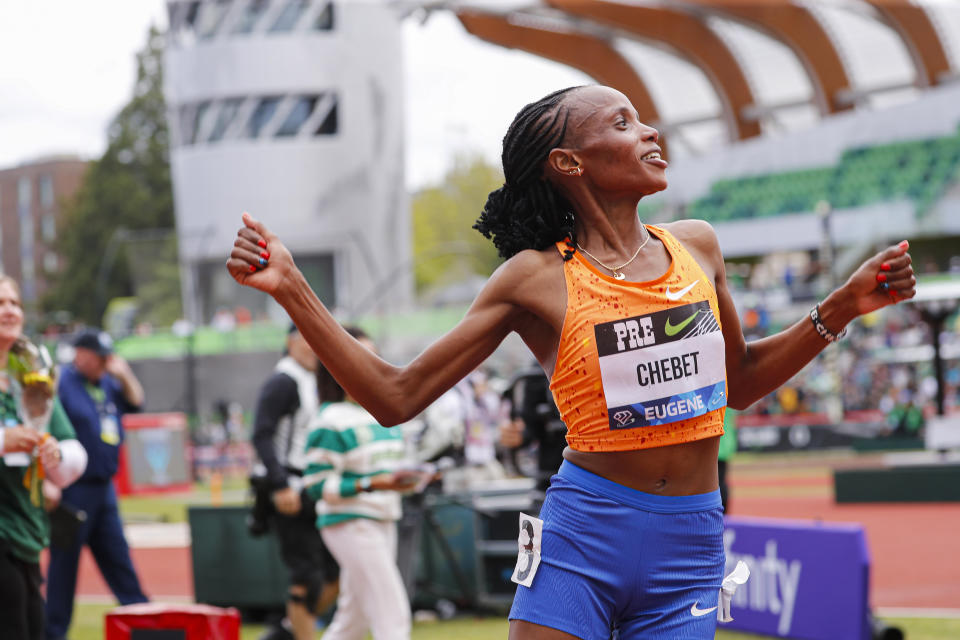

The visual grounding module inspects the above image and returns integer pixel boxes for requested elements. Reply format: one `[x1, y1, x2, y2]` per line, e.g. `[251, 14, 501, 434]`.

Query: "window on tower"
[269, 0, 309, 33]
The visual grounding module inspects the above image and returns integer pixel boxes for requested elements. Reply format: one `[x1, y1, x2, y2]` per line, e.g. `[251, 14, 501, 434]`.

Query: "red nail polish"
[898, 240, 909, 250]
[260, 251, 270, 259]
[881, 263, 890, 271]
[877, 273, 887, 283]
[258, 239, 267, 248]
[249, 264, 257, 273]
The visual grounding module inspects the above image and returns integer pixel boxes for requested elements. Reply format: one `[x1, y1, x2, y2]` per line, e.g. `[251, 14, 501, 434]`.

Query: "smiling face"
[554, 85, 667, 197]
[0, 278, 24, 354]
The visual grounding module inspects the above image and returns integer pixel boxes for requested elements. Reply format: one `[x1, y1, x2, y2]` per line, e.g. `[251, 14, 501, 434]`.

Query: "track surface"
[58, 453, 960, 610]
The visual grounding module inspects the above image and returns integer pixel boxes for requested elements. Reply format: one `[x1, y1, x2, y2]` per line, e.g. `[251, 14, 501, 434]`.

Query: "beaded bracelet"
[809, 304, 846, 343]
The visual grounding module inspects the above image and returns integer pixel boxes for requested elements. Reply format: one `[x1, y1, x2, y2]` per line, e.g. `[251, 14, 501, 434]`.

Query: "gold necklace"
[576, 226, 651, 280]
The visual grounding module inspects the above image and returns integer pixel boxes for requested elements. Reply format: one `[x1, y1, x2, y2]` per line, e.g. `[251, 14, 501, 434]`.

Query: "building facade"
[0, 157, 88, 306]
[163, 0, 412, 324]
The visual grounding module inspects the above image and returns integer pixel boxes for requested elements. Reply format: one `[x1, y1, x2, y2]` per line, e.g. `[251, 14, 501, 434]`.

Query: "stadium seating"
[686, 126, 960, 222]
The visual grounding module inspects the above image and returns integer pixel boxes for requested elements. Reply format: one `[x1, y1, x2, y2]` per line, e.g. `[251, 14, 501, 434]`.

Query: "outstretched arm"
[227, 213, 520, 426]
[687, 223, 916, 410]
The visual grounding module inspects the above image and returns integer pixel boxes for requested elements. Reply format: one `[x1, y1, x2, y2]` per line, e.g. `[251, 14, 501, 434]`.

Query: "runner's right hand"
[226, 212, 296, 297]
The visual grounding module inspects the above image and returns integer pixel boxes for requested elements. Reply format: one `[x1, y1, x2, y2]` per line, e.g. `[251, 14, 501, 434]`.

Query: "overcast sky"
[0, 3, 172, 171]
[2, 1, 958, 190]
[0, 1, 586, 190]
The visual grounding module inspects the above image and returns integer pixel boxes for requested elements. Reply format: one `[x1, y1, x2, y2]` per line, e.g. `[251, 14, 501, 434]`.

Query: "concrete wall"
[130, 350, 279, 416]
[164, 0, 412, 323]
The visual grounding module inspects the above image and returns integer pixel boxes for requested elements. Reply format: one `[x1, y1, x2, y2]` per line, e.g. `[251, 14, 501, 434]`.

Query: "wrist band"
[809, 304, 846, 343]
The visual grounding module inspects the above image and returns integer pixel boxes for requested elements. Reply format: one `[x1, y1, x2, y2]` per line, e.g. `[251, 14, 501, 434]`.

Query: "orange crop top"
[550, 225, 727, 452]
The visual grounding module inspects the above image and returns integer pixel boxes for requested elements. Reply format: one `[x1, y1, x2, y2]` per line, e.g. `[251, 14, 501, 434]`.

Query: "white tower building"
[164, 0, 411, 323]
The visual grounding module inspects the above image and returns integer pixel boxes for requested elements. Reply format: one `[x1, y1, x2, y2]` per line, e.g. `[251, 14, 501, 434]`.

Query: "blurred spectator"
[45, 329, 148, 640]
[732, 295, 958, 425]
[416, 368, 509, 492]
[0, 277, 87, 640]
[171, 318, 193, 337]
[717, 410, 737, 513]
[211, 308, 236, 332]
[234, 306, 253, 325]
[461, 369, 507, 483]
[883, 388, 925, 438]
[207, 400, 247, 476]
[209, 400, 231, 473]
[251, 326, 339, 640]
[302, 327, 416, 640]
[413, 386, 466, 466]
[499, 368, 567, 495]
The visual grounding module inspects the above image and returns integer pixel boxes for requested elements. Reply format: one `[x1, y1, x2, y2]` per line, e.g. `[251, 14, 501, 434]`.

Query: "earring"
[577, 167, 583, 175]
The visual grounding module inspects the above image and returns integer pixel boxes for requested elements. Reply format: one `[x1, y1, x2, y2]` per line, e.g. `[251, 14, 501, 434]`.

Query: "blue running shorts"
[509, 460, 725, 640]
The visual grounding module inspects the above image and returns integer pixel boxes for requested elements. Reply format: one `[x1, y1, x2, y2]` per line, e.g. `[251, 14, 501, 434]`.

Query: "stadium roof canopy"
[413, 0, 960, 159]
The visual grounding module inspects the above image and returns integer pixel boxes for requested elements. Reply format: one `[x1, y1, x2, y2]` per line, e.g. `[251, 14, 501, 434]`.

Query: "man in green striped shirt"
[302, 327, 421, 640]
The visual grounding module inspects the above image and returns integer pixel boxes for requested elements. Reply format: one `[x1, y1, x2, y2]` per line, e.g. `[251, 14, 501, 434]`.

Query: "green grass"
[118, 476, 248, 523]
[71, 603, 960, 640]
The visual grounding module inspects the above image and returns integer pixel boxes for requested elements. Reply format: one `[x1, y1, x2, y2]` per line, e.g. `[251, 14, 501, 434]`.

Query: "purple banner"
[722, 516, 871, 640]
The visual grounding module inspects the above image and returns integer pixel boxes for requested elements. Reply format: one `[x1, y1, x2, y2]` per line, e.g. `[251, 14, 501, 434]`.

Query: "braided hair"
[474, 86, 584, 260]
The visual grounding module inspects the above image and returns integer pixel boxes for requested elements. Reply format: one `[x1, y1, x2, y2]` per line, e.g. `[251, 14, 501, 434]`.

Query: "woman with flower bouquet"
[0, 275, 87, 640]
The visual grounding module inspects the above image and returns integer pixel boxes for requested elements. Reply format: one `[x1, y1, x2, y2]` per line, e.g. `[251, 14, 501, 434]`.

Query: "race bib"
[594, 300, 727, 430]
[510, 513, 543, 587]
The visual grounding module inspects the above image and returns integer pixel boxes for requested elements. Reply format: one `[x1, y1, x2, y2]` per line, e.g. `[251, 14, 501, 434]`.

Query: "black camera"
[503, 368, 567, 492]
[247, 469, 274, 537]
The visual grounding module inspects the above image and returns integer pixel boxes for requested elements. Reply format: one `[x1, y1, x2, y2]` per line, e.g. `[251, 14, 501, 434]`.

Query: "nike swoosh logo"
[690, 602, 718, 617]
[664, 310, 699, 336]
[665, 282, 696, 301]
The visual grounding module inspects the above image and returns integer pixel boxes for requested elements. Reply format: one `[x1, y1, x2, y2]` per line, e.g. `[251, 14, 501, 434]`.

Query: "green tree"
[412, 155, 504, 292]
[43, 26, 177, 327]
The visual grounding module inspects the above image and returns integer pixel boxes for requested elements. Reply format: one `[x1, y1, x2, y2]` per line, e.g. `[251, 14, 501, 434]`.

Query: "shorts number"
[511, 513, 543, 587]
[516, 520, 536, 581]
